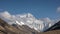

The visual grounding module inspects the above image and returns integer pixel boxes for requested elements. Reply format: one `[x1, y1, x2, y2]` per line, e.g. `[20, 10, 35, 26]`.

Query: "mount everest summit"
[0, 11, 56, 32]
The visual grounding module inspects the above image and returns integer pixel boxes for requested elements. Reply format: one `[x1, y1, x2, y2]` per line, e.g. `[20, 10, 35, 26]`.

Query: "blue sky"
[0, 0, 60, 19]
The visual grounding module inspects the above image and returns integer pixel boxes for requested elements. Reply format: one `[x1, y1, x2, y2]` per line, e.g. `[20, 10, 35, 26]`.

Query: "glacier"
[0, 11, 55, 32]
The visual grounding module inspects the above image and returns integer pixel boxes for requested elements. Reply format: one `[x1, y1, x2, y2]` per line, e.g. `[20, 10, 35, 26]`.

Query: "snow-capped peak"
[27, 13, 34, 17]
[0, 11, 55, 32]
[15, 13, 34, 18]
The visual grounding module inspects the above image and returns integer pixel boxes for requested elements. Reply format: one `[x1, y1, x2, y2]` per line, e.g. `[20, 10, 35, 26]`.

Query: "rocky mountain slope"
[0, 18, 40, 34]
[40, 30, 60, 34]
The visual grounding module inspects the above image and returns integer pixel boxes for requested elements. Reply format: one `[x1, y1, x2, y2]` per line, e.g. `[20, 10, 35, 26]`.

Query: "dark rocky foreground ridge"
[0, 18, 60, 34]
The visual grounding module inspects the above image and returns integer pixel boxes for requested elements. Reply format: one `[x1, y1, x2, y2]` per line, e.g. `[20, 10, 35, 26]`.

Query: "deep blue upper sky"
[0, 0, 60, 19]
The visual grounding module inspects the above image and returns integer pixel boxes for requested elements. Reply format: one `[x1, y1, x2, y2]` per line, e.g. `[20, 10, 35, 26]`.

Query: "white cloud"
[0, 11, 11, 19]
[41, 17, 54, 23]
[57, 7, 60, 12]
[0, 11, 15, 24]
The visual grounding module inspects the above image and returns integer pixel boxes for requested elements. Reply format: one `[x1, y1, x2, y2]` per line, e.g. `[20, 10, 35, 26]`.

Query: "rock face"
[0, 18, 40, 34]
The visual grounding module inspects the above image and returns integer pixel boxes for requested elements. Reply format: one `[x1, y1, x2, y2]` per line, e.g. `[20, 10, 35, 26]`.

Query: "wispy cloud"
[57, 7, 60, 12]
[0, 11, 11, 19]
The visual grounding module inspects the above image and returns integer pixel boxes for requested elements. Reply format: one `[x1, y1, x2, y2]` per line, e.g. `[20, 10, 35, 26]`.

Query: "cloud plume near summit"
[0, 11, 57, 32]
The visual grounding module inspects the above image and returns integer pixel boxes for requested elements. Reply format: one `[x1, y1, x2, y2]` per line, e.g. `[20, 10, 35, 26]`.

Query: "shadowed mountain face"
[0, 18, 40, 34]
[44, 21, 60, 32]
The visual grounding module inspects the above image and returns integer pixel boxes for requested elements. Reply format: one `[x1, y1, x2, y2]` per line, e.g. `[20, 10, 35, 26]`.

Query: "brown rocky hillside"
[40, 30, 60, 34]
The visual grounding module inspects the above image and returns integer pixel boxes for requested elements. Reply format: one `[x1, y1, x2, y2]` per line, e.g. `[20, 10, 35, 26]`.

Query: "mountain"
[0, 11, 55, 32]
[1, 11, 60, 34]
[0, 18, 40, 34]
[1, 17, 60, 34]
